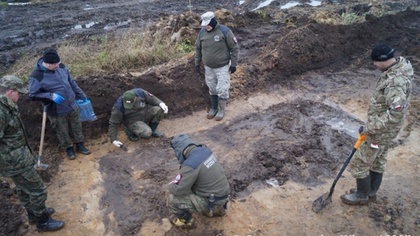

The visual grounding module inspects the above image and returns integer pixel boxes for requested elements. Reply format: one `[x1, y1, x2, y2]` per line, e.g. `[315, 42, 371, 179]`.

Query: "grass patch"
[7, 25, 196, 80]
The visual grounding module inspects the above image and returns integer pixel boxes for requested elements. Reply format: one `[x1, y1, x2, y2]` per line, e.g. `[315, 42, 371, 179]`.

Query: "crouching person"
[168, 134, 230, 228]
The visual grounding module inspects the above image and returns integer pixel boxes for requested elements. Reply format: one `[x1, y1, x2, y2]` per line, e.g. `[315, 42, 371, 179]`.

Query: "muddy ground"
[1, 0, 420, 235]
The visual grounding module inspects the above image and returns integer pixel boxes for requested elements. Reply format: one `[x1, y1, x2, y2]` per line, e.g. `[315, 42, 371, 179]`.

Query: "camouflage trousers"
[49, 107, 84, 149]
[204, 64, 231, 100]
[127, 106, 163, 138]
[349, 139, 389, 179]
[10, 167, 47, 217]
[167, 193, 228, 217]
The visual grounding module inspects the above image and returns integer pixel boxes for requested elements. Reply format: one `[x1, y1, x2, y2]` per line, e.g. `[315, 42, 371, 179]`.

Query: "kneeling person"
[109, 88, 168, 148]
[168, 134, 231, 228]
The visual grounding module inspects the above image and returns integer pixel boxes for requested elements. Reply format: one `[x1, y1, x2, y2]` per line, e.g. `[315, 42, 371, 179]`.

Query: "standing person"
[168, 134, 230, 228]
[194, 11, 239, 121]
[341, 43, 414, 205]
[109, 88, 168, 148]
[28, 48, 91, 160]
[0, 75, 65, 231]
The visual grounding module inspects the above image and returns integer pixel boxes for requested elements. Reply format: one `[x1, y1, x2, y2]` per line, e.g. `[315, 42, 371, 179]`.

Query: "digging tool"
[120, 145, 128, 152]
[312, 133, 367, 213]
[34, 105, 50, 171]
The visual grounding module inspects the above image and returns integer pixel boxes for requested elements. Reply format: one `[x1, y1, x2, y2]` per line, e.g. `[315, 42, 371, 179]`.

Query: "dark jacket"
[169, 134, 230, 198]
[28, 58, 87, 116]
[194, 24, 239, 69]
[108, 88, 163, 142]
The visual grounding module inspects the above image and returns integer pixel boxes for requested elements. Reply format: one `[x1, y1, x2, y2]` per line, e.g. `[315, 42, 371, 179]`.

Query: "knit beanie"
[43, 48, 60, 64]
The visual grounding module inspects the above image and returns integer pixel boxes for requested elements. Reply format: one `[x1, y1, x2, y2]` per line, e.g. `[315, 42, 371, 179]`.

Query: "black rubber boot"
[76, 142, 91, 155]
[66, 147, 75, 160]
[369, 170, 383, 200]
[36, 211, 65, 231]
[27, 208, 55, 224]
[125, 127, 140, 141]
[341, 175, 370, 205]
[215, 98, 227, 121]
[149, 123, 164, 137]
[206, 95, 218, 119]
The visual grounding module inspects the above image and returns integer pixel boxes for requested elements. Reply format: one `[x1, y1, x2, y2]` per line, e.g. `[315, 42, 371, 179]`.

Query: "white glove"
[112, 140, 123, 148]
[159, 103, 168, 113]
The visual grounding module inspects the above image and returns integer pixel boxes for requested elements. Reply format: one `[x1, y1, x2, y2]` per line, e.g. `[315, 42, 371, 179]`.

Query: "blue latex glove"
[52, 93, 64, 104]
[81, 97, 88, 102]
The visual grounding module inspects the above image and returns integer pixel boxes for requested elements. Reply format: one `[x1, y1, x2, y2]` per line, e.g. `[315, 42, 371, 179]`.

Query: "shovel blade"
[312, 192, 332, 213]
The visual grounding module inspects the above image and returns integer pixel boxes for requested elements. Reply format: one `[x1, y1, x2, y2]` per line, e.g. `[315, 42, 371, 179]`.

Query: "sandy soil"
[0, 0, 419, 235]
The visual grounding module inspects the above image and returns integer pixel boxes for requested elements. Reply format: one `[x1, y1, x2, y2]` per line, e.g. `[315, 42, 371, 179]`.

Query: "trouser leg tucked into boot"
[76, 142, 91, 155]
[36, 210, 65, 231]
[207, 95, 218, 119]
[149, 122, 164, 137]
[170, 210, 194, 229]
[215, 98, 227, 121]
[125, 127, 140, 141]
[341, 175, 370, 205]
[27, 208, 55, 224]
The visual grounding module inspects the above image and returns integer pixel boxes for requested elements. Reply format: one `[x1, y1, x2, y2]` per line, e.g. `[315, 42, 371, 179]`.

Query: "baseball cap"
[0, 75, 28, 94]
[122, 91, 136, 109]
[201, 12, 215, 26]
[371, 43, 395, 61]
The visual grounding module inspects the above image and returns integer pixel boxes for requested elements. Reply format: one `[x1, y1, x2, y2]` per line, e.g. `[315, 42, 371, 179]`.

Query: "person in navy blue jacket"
[28, 48, 91, 160]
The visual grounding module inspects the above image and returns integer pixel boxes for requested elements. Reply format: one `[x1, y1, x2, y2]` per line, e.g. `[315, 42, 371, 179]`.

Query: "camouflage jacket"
[0, 95, 35, 176]
[366, 56, 414, 144]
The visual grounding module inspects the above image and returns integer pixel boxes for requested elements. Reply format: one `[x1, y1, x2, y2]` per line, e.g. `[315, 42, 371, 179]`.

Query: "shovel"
[312, 133, 367, 213]
[34, 105, 50, 171]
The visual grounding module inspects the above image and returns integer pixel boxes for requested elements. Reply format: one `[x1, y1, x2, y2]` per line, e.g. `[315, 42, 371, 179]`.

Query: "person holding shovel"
[341, 43, 414, 205]
[28, 47, 91, 160]
[109, 88, 168, 149]
[194, 11, 239, 121]
[167, 134, 230, 228]
[0, 75, 65, 231]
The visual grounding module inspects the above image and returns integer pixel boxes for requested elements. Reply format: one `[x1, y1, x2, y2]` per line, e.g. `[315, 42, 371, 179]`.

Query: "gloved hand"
[229, 66, 236, 74]
[359, 126, 367, 135]
[112, 140, 123, 148]
[52, 93, 64, 104]
[195, 65, 202, 75]
[159, 103, 168, 113]
[81, 97, 88, 102]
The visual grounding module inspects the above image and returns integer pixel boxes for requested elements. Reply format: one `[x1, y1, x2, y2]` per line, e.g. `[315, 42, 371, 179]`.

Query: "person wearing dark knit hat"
[43, 48, 61, 64]
[340, 43, 414, 206]
[194, 11, 239, 122]
[28, 47, 91, 160]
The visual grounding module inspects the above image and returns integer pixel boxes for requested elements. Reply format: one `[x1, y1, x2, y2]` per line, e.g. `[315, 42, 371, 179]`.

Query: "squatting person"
[194, 11, 239, 121]
[109, 88, 168, 148]
[168, 133, 230, 228]
[341, 43, 414, 205]
[28, 48, 91, 160]
[0, 75, 65, 231]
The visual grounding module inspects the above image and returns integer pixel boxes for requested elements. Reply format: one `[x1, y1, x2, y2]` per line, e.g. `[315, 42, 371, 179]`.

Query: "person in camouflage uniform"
[109, 88, 168, 149]
[0, 75, 64, 231]
[341, 43, 414, 205]
[168, 134, 230, 228]
[195, 11, 239, 121]
[28, 48, 91, 160]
